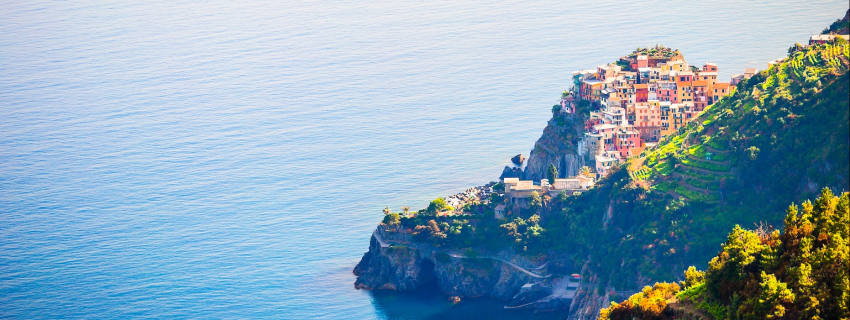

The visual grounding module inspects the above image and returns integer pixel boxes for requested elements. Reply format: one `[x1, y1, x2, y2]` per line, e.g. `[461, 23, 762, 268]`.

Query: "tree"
[547, 163, 558, 184]
[489, 192, 503, 204]
[413, 219, 447, 243]
[740, 272, 795, 319]
[580, 166, 592, 177]
[382, 212, 400, 226]
[492, 182, 504, 193]
[746, 146, 760, 160]
[529, 191, 542, 212]
[558, 190, 568, 202]
[401, 206, 410, 216]
[427, 197, 450, 213]
[382, 207, 400, 226]
[665, 152, 678, 167]
[599, 282, 680, 320]
[684, 266, 705, 287]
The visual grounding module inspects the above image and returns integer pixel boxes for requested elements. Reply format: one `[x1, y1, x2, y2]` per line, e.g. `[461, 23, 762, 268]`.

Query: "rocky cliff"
[354, 233, 534, 300]
[353, 228, 590, 314]
[523, 113, 586, 181]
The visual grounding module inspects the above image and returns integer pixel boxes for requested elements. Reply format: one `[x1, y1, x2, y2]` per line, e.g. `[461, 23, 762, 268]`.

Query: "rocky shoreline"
[353, 227, 614, 319]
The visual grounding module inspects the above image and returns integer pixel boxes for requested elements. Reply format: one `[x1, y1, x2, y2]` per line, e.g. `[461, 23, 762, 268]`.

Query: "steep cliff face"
[524, 114, 586, 181]
[353, 234, 535, 299]
[353, 236, 429, 291]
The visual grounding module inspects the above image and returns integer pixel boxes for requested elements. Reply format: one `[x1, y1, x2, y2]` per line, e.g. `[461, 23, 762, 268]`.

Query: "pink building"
[614, 127, 642, 158]
[636, 55, 649, 68]
[658, 81, 678, 103]
[592, 123, 618, 147]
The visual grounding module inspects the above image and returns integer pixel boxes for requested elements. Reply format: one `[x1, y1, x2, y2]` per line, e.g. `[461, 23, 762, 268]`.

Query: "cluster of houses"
[489, 38, 848, 216]
[559, 46, 749, 177]
[495, 175, 595, 218]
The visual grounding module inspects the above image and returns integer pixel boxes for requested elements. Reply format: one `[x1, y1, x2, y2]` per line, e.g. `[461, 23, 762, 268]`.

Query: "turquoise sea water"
[1, 1, 846, 318]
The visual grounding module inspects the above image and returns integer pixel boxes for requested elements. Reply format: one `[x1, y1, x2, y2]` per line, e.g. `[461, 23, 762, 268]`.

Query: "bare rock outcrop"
[511, 154, 525, 166]
[524, 117, 586, 181]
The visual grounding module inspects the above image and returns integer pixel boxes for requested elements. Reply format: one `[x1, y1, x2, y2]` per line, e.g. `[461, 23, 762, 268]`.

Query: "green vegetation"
[600, 189, 850, 319]
[541, 36, 849, 289]
[500, 214, 544, 252]
[599, 282, 681, 320]
[382, 207, 400, 226]
[426, 197, 452, 213]
[547, 163, 558, 184]
[628, 45, 681, 60]
[379, 23, 849, 297]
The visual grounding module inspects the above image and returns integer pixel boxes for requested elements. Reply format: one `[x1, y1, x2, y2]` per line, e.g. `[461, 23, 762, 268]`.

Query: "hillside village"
[416, 40, 846, 216]
[496, 46, 750, 209]
[565, 46, 744, 177]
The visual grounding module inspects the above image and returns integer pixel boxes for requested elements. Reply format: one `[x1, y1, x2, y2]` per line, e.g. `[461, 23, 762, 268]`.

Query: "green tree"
[427, 197, 450, 213]
[547, 163, 558, 184]
[740, 272, 795, 319]
[706, 225, 765, 301]
[558, 190, 568, 202]
[382, 212, 400, 226]
[529, 191, 542, 212]
[684, 266, 705, 288]
[382, 207, 400, 226]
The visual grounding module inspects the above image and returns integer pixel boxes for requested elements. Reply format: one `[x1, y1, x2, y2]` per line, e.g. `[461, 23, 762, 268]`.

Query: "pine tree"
[547, 163, 558, 185]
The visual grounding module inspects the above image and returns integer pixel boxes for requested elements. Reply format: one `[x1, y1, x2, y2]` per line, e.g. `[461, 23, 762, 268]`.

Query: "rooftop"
[810, 34, 849, 41]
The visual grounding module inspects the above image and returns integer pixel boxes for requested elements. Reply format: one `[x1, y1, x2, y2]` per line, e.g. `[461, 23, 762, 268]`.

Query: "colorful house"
[712, 83, 731, 102]
[634, 83, 648, 103]
[614, 126, 642, 158]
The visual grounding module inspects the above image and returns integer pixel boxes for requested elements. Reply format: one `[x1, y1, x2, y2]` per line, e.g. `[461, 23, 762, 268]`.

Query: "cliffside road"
[531, 259, 568, 271]
[373, 230, 389, 248]
[448, 253, 550, 279]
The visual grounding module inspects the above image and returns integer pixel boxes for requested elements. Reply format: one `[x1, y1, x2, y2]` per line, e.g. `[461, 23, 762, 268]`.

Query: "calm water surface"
[1, 1, 846, 318]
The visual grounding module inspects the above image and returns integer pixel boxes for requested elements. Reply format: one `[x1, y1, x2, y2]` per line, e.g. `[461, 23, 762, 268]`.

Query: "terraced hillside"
[633, 38, 849, 214]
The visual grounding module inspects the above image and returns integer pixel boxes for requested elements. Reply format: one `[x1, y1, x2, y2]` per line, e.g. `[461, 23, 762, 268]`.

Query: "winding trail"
[531, 259, 568, 271]
[448, 253, 550, 278]
[373, 230, 390, 248]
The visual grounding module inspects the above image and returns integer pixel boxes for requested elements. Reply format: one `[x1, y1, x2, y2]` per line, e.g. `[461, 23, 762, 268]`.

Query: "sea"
[1, 1, 846, 318]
